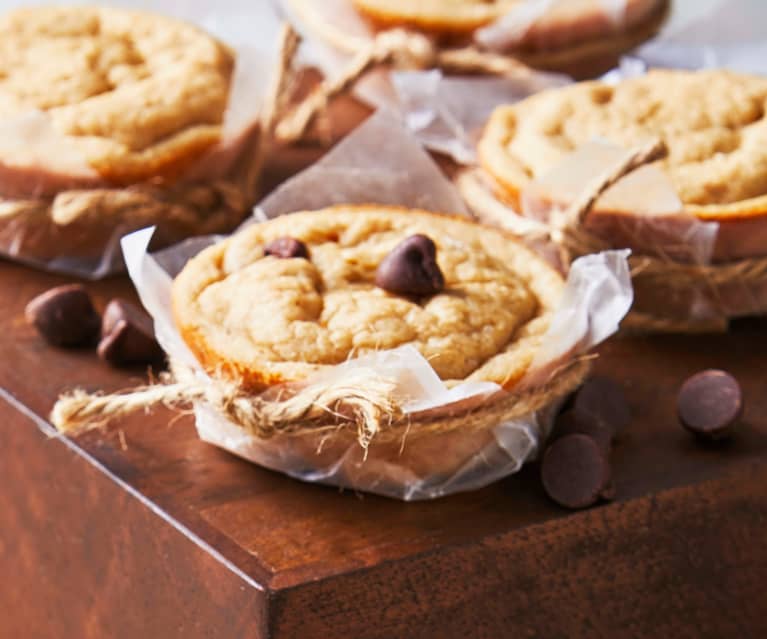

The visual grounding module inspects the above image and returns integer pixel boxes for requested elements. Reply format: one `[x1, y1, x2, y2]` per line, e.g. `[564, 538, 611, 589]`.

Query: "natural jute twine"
[274, 27, 536, 145]
[459, 138, 767, 332]
[52, 354, 591, 450]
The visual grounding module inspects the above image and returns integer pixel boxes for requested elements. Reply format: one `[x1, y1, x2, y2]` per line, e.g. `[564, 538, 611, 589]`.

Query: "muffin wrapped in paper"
[281, 0, 666, 79]
[459, 68, 767, 328]
[0, 3, 282, 278]
[58, 111, 633, 501]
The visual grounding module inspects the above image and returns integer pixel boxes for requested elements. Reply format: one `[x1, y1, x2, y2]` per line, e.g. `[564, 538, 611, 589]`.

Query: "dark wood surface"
[2, 98, 767, 638]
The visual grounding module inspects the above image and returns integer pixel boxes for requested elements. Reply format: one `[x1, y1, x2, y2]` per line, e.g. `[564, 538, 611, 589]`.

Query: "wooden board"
[2, 98, 767, 638]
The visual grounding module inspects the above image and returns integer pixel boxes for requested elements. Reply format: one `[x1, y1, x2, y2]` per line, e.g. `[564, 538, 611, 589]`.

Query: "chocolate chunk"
[677, 369, 742, 441]
[264, 237, 309, 259]
[25, 284, 100, 347]
[541, 434, 613, 510]
[571, 376, 631, 437]
[375, 234, 445, 297]
[552, 409, 613, 452]
[97, 299, 164, 367]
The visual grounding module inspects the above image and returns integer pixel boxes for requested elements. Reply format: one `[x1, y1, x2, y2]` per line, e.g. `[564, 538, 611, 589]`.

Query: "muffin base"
[0, 123, 261, 277]
[194, 354, 590, 500]
[457, 168, 767, 323]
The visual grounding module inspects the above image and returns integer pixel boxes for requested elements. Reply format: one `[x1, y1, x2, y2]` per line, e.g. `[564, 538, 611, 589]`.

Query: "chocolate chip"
[97, 299, 164, 367]
[264, 237, 309, 259]
[677, 369, 742, 441]
[552, 409, 614, 452]
[541, 434, 613, 510]
[375, 234, 445, 297]
[25, 284, 100, 347]
[571, 376, 631, 437]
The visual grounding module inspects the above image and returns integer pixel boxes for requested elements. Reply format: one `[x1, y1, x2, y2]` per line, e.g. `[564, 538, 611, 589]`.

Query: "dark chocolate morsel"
[571, 376, 631, 437]
[25, 284, 100, 347]
[264, 237, 309, 259]
[677, 369, 742, 441]
[552, 409, 613, 452]
[97, 299, 164, 367]
[375, 234, 445, 297]
[541, 434, 613, 510]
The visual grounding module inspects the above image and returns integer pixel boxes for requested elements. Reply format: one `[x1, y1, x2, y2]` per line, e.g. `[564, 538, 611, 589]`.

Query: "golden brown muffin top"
[0, 6, 234, 183]
[172, 206, 564, 391]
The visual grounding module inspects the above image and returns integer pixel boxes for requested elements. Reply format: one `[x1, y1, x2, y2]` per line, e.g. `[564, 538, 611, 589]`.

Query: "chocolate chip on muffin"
[375, 234, 445, 297]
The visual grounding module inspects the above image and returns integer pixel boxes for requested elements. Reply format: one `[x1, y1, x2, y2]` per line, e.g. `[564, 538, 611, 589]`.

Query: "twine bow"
[460, 138, 767, 332]
[275, 25, 535, 145]
[542, 138, 668, 268]
[53, 360, 403, 450]
[51, 353, 592, 448]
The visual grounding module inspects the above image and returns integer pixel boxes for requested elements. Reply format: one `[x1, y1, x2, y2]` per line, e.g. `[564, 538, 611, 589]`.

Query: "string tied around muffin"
[0, 24, 305, 269]
[548, 140, 767, 330]
[546, 138, 668, 269]
[51, 359, 403, 453]
[50, 352, 592, 453]
[460, 137, 767, 332]
[274, 25, 535, 145]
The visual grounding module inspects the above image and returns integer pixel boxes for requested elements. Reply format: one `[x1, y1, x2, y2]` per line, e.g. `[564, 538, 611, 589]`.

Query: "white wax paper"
[0, 0, 281, 278]
[120, 110, 632, 500]
[391, 70, 569, 164]
[256, 109, 470, 218]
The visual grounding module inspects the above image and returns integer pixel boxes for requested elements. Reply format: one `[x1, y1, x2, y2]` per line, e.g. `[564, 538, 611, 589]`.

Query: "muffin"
[171, 205, 591, 492]
[286, 0, 669, 78]
[0, 6, 261, 272]
[476, 69, 767, 262]
[460, 68, 767, 324]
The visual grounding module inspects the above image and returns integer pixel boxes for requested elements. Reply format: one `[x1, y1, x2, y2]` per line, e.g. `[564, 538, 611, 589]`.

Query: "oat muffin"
[287, 0, 668, 78]
[169, 205, 601, 495]
[172, 206, 565, 392]
[476, 69, 767, 260]
[474, 0, 669, 77]
[0, 6, 235, 185]
[0, 6, 260, 272]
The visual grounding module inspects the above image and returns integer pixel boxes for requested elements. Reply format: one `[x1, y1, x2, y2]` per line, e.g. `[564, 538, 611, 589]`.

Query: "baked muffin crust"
[479, 70, 767, 220]
[0, 6, 234, 184]
[172, 206, 564, 391]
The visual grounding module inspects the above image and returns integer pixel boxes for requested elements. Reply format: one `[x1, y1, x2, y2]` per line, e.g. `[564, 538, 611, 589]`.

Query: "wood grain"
[0, 396, 267, 639]
[271, 467, 767, 639]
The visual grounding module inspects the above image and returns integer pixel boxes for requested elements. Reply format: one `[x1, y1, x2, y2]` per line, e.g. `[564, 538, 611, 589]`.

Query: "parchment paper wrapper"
[0, 0, 281, 278]
[121, 110, 632, 500]
[391, 70, 569, 164]
[523, 141, 731, 323]
[278, 0, 571, 163]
